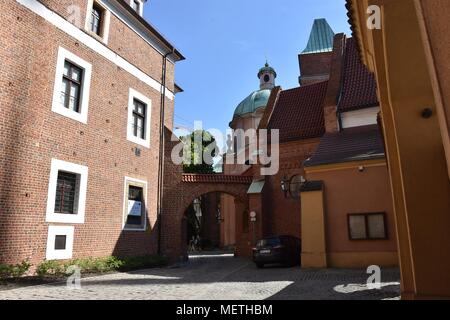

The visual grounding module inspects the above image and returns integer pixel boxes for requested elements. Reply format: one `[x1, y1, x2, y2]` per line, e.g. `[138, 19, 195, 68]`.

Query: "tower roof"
[257, 62, 277, 78]
[302, 19, 335, 54]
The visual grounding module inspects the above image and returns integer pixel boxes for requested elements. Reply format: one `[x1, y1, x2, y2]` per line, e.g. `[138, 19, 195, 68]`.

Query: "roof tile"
[337, 38, 379, 112]
[268, 81, 328, 143]
[304, 124, 385, 167]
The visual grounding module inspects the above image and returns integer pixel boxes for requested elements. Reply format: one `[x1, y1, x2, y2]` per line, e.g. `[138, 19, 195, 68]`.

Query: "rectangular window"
[54, 171, 79, 215]
[132, 99, 147, 139]
[52, 47, 92, 124]
[123, 177, 147, 231]
[54, 235, 67, 250]
[60, 61, 83, 113]
[90, 3, 103, 36]
[127, 186, 144, 226]
[85, 1, 110, 43]
[348, 213, 387, 240]
[46, 159, 89, 224]
[127, 89, 151, 148]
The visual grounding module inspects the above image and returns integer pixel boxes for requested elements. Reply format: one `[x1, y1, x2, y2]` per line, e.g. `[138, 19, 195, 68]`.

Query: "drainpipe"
[157, 49, 175, 255]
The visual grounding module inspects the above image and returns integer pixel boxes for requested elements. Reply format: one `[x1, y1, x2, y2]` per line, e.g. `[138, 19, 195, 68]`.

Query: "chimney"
[323, 33, 346, 133]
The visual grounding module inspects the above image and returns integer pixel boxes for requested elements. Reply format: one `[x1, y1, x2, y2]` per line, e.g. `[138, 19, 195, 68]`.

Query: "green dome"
[233, 89, 272, 118]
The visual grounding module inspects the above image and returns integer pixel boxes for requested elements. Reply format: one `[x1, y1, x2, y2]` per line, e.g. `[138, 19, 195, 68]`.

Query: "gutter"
[157, 49, 175, 255]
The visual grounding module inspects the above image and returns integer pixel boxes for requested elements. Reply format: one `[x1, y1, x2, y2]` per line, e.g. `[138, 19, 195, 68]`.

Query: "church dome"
[233, 89, 272, 118]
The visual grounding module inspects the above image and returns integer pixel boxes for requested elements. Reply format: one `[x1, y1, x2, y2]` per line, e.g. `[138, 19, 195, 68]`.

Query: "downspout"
[157, 49, 175, 255]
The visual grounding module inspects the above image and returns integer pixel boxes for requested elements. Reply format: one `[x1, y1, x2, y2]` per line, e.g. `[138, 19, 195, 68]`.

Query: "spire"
[302, 18, 335, 54]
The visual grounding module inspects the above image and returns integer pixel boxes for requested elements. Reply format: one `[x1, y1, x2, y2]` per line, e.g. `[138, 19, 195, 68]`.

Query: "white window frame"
[46, 159, 89, 224]
[46, 226, 75, 260]
[127, 88, 152, 149]
[84, 0, 111, 44]
[51, 47, 92, 124]
[123, 176, 148, 232]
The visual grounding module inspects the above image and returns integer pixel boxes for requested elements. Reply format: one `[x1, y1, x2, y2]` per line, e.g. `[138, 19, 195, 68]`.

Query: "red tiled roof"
[337, 38, 379, 112]
[182, 174, 252, 184]
[304, 125, 385, 167]
[268, 81, 328, 143]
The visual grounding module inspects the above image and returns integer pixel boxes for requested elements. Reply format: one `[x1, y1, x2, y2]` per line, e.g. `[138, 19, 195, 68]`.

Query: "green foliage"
[64, 256, 124, 274]
[0, 261, 31, 279]
[181, 130, 218, 174]
[35, 255, 167, 277]
[36, 260, 65, 278]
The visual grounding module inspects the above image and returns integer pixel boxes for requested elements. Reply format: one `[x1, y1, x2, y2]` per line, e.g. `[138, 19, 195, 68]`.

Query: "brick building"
[0, 0, 184, 266]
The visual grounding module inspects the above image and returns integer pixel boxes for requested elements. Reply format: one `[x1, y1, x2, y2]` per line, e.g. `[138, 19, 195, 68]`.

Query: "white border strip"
[16, 0, 174, 100]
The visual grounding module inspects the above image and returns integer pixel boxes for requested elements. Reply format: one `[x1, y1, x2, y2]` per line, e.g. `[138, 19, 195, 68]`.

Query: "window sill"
[46, 212, 85, 224]
[123, 226, 147, 232]
[127, 136, 150, 149]
[52, 106, 88, 124]
[85, 29, 108, 45]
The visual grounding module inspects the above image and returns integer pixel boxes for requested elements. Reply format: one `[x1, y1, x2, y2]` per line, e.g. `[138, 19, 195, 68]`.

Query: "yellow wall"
[300, 190, 327, 268]
[328, 252, 398, 268]
[348, 0, 450, 299]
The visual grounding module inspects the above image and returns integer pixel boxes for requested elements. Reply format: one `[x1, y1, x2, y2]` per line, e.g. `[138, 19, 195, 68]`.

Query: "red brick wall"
[299, 52, 333, 86]
[262, 139, 320, 240]
[0, 0, 175, 265]
[39, 0, 175, 92]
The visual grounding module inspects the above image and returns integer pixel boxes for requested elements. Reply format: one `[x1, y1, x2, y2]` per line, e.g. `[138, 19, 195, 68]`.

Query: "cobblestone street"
[0, 253, 400, 300]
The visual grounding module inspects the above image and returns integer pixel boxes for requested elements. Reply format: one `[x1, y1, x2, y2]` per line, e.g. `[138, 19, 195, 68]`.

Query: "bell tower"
[258, 62, 277, 90]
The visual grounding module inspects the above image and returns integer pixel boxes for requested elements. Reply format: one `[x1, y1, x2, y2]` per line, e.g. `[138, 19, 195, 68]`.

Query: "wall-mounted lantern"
[281, 175, 307, 199]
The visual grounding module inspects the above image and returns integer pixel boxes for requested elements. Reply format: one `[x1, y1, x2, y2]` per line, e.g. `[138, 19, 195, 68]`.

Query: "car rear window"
[258, 238, 281, 247]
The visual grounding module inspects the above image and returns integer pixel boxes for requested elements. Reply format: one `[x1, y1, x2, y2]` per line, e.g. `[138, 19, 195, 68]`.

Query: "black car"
[252, 235, 301, 268]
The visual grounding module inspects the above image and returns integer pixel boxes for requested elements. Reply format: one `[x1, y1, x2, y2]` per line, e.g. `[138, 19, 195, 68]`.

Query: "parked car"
[252, 235, 301, 268]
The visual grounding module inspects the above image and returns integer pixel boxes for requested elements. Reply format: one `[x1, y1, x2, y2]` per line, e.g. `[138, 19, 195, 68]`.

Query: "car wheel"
[256, 262, 264, 269]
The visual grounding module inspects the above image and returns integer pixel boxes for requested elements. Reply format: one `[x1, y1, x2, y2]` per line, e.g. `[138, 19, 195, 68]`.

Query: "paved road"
[0, 253, 400, 300]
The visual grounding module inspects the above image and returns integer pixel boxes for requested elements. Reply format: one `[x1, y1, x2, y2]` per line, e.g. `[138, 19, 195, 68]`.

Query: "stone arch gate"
[161, 172, 254, 262]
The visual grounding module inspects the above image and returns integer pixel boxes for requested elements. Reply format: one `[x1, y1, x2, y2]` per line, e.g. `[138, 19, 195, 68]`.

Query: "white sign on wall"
[128, 201, 142, 217]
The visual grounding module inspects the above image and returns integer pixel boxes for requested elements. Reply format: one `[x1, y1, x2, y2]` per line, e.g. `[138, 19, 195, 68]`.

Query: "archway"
[161, 172, 253, 263]
[183, 190, 247, 257]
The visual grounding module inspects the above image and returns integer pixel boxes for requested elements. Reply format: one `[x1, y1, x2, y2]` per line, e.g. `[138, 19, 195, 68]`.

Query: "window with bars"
[54, 171, 78, 215]
[132, 99, 147, 139]
[60, 61, 83, 113]
[90, 3, 104, 36]
[348, 213, 388, 240]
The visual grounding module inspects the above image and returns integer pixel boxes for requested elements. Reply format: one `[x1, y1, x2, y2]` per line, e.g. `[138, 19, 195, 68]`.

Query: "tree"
[180, 130, 218, 174]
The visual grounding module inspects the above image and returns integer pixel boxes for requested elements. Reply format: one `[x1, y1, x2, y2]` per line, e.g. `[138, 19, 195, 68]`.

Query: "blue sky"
[144, 0, 351, 146]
